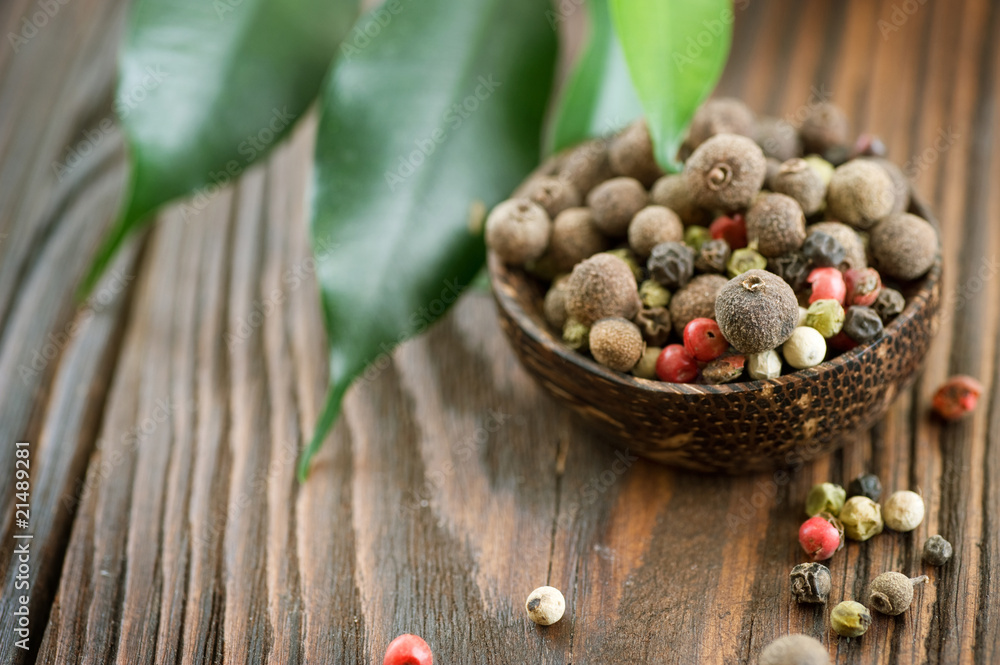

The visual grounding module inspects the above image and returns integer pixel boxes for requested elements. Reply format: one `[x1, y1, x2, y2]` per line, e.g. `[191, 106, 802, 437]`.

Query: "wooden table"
[1, 0, 998, 662]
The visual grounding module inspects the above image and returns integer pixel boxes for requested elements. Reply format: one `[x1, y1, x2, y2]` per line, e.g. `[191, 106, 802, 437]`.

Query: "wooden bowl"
[489, 198, 942, 472]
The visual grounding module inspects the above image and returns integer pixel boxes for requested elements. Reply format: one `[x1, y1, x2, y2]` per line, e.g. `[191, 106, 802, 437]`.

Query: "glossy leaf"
[80, 0, 359, 295]
[547, 0, 642, 153]
[302, 0, 557, 480]
[609, 0, 732, 171]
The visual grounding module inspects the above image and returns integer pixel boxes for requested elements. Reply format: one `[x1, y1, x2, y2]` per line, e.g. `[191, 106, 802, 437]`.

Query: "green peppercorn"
[922, 535, 953, 566]
[790, 562, 832, 604]
[867, 572, 928, 616]
[847, 473, 882, 502]
[805, 300, 846, 339]
[684, 225, 713, 252]
[631, 346, 661, 380]
[806, 483, 846, 517]
[727, 246, 768, 278]
[562, 317, 589, 351]
[639, 279, 671, 308]
[839, 496, 883, 541]
[830, 601, 871, 638]
[604, 247, 644, 282]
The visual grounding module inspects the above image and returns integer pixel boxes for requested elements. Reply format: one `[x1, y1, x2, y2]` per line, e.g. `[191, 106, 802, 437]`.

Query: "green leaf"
[302, 0, 557, 481]
[547, 0, 642, 153]
[609, 0, 732, 171]
[79, 0, 360, 296]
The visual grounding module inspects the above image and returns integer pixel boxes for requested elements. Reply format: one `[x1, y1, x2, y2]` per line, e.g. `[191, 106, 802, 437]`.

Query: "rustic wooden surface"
[1, 0, 998, 663]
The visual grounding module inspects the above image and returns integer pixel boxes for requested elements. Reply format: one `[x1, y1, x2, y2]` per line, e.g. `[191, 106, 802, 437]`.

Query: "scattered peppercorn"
[847, 473, 882, 502]
[521, 175, 582, 218]
[827, 160, 896, 230]
[867, 572, 928, 616]
[543, 276, 570, 330]
[790, 562, 833, 604]
[383, 634, 433, 665]
[650, 174, 712, 227]
[558, 138, 614, 195]
[799, 514, 844, 561]
[549, 207, 610, 272]
[670, 274, 728, 336]
[801, 232, 846, 268]
[771, 158, 827, 216]
[805, 300, 846, 338]
[656, 344, 699, 383]
[807, 267, 846, 305]
[922, 535, 954, 566]
[648, 241, 695, 289]
[870, 212, 939, 280]
[590, 317, 645, 372]
[830, 600, 872, 638]
[843, 268, 881, 307]
[873, 287, 906, 321]
[806, 483, 847, 517]
[684, 134, 767, 211]
[716, 270, 799, 354]
[684, 225, 713, 252]
[683, 317, 729, 362]
[687, 97, 756, 148]
[564, 253, 641, 326]
[695, 238, 731, 274]
[759, 634, 830, 665]
[628, 205, 684, 258]
[526, 586, 566, 626]
[883, 490, 924, 532]
[807, 222, 867, 270]
[709, 214, 749, 249]
[783, 326, 827, 369]
[562, 317, 589, 351]
[754, 117, 803, 162]
[745, 193, 807, 258]
[608, 118, 663, 186]
[843, 306, 883, 343]
[586, 176, 648, 237]
[727, 246, 768, 278]
[747, 349, 782, 380]
[767, 251, 810, 292]
[485, 198, 552, 265]
[799, 102, 849, 155]
[932, 375, 984, 420]
[632, 345, 661, 379]
[634, 306, 673, 346]
[839, 496, 883, 541]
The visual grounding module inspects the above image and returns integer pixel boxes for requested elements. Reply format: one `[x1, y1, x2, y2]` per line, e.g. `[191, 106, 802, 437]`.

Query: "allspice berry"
[715, 269, 799, 354]
[587, 176, 649, 236]
[670, 274, 728, 336]
[590, 317, 645, 372]
[865, 157, 909, 215]
[687, 97, 755, 148]
[883, 490, 924, 532]
[520, 175, 582, 218]
[830, 600, 872, 638]
[650, 174, 712, 227]
[485, 198, 552, 265]
[827, 160, 896, 230]
[759, 634, 830, 665]
[808, 222, 867, 270]
[870, 213, 938, 280]
[790, 562, 832, 604]
[755, 116, 803, 162]
[628, 205, 684, 258]
[634, 307, 672, 346]
[565, 253, 641, 326]
[647, 241, 695, 289]
[922, 535, 953, 566]
[549, 207, 610, 272]
[867, 572, 928, 616]
[558, 138, 614, 195]
[543, 276, 570, 330]
[799, 101, 849, 155]
[609, 119, 664, 186]
[526, 586, 566, 626]
[745, 193, 807, 258]
[684, 134, 767, 212]
[770, 158, 827, 215]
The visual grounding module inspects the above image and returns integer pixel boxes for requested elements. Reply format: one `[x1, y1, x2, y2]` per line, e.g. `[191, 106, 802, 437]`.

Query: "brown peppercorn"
[669, 274, 728, 336]
[827, 160, 896, 230]
[633, 306, 672, 346]
[715, 269, 799, 353]
[543, 276, 570, 330]
[650, 174, 712, 227]
[695, 238, 731, 274]
[746, 193, 807, 258]
[558, 138, 614, 195]
[799, 101, 849, 154]
[684, 134, 767, 212]
[687, 97, 755, 148]
[586, 177, 648, 237]
[485, 198, 552, 265]
[609, 119, 664, 187]
[519, 175, 582, 218]
[628, 205, 684, 258]
[564, 253, 641, 326]
[549, 207, 610, 272]
[807, 222, 867, 270]
[770, 158, 827, 216]
[870, 212, 939, 280]
[864, 157, 909, 215]
[754, 116, 803, 162]
[867, 572, 928, 616]
[589, 317, 645, 372]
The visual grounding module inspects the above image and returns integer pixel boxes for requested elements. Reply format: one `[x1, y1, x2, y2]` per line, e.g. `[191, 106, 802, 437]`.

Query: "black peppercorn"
[847, 473, 882, 502]
[873, 287, 906, 321]
[801, 232, 846, 268]
[922, 535, 953, 566]
[767, 251, 810, 292]
[843, 306, 883, 343]
[790, 562, 832, 604]
[695, 238, 731, 274]
[647, 241, 695, 290]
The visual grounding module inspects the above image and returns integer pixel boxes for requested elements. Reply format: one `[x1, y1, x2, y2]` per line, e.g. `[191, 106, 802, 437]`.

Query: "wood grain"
[1, 0, 999, 663]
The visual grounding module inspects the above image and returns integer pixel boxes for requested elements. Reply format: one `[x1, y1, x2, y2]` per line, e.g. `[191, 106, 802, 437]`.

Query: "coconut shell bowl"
[488, 197, 941, 473]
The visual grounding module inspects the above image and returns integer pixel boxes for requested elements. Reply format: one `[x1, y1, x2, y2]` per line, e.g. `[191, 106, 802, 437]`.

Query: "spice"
[867, 572, 928, 616]
[932, 375, 983, 420]
[873, 287, 906, 321]
[590, 318, 645, 372]
[485, 198, 552, 265]
[847, 473, 882, 502]
[803, 155, 835, 187]
[801, 232, 846, 268]
[805, 300, 846, 339]
[799, 102, 849, 155]
[639, 280, 671, 309]
[684, 133, 767, 211]
[521, 175, 582, 218]
[799, 514, 844, 561]
[702, 354, 746, 384]
[709, 214, 749, 249]
[656, 344, 699, 383]
[745, 193, 807, 258]
[564, 254, 640, 326]
[526, 586, 566, 626]
[843, 268, 881, 307]
[759, 634, 830, 665]
[869, 212, 939, 280]
[558, 138, 613, 195]
[586, 176, 648, 237]
[922, 535, 954, 566]
[827, 160, 895, 230]
[628, 205, 684, 258]
[604, 248, 644, 282]
[651, 174, 712, 227]
[683, 317, 729, 362]
[839, 496, 883, 541]
[782, 326, 827, 370]
[726, 246, 768, 278]
[806, 483, 847, 517]
[562, 317, 589, 351]
[549, 207, 609, 272]
[634, 306, 672, 346]
[747, 349, 782, 380]
[790, 562, 832, 604]
[807, 222, 867, 271]
[851, 133, 888, 159]
[830, 601, 872, 638]
[695, 238, 731, 274]
[767, 251, 810, 292]
[715, 270, 799, 354]
[609, 118, 663, 186]
[755, 117, 803, 162]
[669, 274, 728, 335]
[631, 346, 661, 380]
[843, 306, 883, 343]
[883, 490, 924, 532]
[807, 267, 846, 305]
[684, 225, 713, 252]
[687, 97, 755, 148]
[865, 156, 909, 214]
[543, 277, 570, 330]
[648, 241, 695, 289]
[383, 634, 433, 665]
[771, 158, 827, 216]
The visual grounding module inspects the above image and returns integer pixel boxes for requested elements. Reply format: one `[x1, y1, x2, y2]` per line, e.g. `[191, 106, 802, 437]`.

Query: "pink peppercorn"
[799, 514, 843, 561]
[828, 331, 859, 352]
[656, 344, 699, 383]
[384, 634, 433, 665]
[807, 267, 846, 304]
[933, 375, 983, 420]
[709, 214, 748, 249]
[683, 317, 729, 362]
[844, 267, 882, 307]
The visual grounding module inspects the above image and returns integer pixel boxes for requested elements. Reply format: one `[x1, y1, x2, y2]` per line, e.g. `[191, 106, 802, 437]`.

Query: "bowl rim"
[489, 197, 942, 396]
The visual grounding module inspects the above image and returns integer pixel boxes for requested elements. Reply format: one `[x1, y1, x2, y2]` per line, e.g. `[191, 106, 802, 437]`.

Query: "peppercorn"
[873, 287, 905, 321]
[590, 317, 645, 372]
[628, 205, 684, 258]
[843, 268, 881, 307]
[634, 306, 672, 346]
[727, 246, 768, 278]
[827, 160, 896, 230]
[805, 300, 846, 339]
[383, 634, 433, 665]
[807, 222, 867, 270]
[864, 156, 909, 215]
[586, 176, 649, 237]
[804, 155, 835, 186]
[782, 326, 827, 369]
[847, 473, 882, 502]
[648, 241, 695, 289]
[745, 193, 807, 258]
[684, 317, 729, 362]
[684, 225, 713, 252]
[609, 118, 663, 187]
[639, 279, 671, 309]
[790, 562, 832, 604]
[656, 344, 699, 383]
[759, 634, 830, 665]
[687, 97, 756, 148]
[799, 102, 849, 154]
[883, 490, 924, 532]
[799, 513, 844, 561]
[543, 276, 570, 330]
[767, 251, 811, 292]
[716, 270, 799, 354]
[650, 174, 712, 227]
[869, 212, 939, 280]
[851, 133, 888, 159]
[632, 345, 662, 379]
[562, 317, 589, 351]
[695, 238, 731, 274]
[843, 306, 883, 343]
[922, 535, 954, 566]
[867, 572, 928, 616]
[933, 375, 984, 420]
[548, 207, 609, 272]
[558, 138, 614, 195]
[807, 267, 846, 305]
[747, 349, 782, 380]
[700, 354, 745, 384]
[764, 157, 782, 189]
[754, 117, 803, 162]
[771, 158, 827, 216]
[524, 253, 561, 282]
[521, 175, 582, 218]
[684, 134, 767, 211]
[604, 247, 644, 282]
[839, 496, 883, 541]
[526, 586, 565, 626]
[709, 214, 749, 249]
[485, 198, 552, 265]
[801, 232, 846, 268]
[565, 253, 641, 326]
[669, 274, 728, 335]
[806, 482, 847, 517]
[830, 600, 871, 638]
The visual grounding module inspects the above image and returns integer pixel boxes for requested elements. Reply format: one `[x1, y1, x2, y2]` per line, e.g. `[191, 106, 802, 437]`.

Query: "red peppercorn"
[384, 634, 433, 665]
[683, 317, 730, 362]
[799, 515, 842, 561]
[933, 375, 983, 420]
[828, 331, 859, 352]
[709, 214, 748, 249]
[844, 268, 882, 307]
[656, 344, 699, 383]
[807, 267, 846, 304]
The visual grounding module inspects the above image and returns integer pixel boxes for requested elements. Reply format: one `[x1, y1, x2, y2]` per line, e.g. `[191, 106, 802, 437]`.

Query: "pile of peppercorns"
[486, 98, 941, 382]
